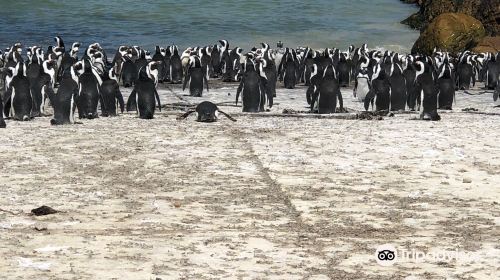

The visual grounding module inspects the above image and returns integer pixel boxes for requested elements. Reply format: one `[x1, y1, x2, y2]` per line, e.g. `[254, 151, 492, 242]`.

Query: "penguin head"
[219, 40, 229, 51]
[261, 43, 269, 52]
[118, 45, 128, 57]
[73, 61, 84, 76]
[145, 61, 160, 86]
[189, 55, 202, 69]
[54, 36, 65, 49]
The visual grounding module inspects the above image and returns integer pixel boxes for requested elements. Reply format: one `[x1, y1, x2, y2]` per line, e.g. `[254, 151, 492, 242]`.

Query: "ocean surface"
[0, 0, 419, 54]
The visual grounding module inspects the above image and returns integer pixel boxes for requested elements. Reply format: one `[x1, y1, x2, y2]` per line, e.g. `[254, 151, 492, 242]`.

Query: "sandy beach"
[0, 81, 499, 279]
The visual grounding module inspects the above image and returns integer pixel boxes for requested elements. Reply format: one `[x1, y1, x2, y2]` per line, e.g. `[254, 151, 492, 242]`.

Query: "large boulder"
[412, 13, 486, 55]
[472, 36, 500, 53]
[402, 0, 499, 36]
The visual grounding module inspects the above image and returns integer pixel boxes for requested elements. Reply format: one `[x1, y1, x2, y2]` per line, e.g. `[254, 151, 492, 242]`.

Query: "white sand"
[0, 81, 499, 279]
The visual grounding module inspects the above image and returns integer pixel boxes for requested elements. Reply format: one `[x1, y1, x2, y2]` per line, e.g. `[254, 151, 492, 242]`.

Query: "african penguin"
[126, 61, 162, 119]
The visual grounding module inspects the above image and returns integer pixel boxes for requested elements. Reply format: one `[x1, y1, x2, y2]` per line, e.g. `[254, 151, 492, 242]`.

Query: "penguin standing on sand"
[485, 55, 499, 90]
[437, 62, 455, 110]
[152, 46, 166, 83]
[100, 68, 124, 117]
[353, 56, 370, 102]
[126, 61, 162, 119]
[31, 59, 56, 117]
[3, 63, 32, 121]
[75, 60, 100, 119]
[236, 58, 270, 112]
[388, 63, 407, 111]
[183, 56, 209, 97]
[415, 61, 440, 120]
[120, 54, 138, 87]
[48, 65, 79, 125]
[364, 64, 390, 112]
[457, 55, 475, 90]
[57, 42, 80, 82]
[169, 45, 183, 84]
[310, 64, 343, 114]
[282, 50, 298, 89]
[306, 64, 320, 105]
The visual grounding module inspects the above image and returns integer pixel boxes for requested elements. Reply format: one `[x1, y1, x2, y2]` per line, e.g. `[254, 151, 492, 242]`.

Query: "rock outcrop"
[401, 0, 499, 36]
[472, 36, 500, 53]
[411, 13, 486, 55]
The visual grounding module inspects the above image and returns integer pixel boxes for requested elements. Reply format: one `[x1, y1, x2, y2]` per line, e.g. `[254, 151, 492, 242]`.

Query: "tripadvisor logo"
[375, 244, 397, 266]
[375, 244, 480, 266]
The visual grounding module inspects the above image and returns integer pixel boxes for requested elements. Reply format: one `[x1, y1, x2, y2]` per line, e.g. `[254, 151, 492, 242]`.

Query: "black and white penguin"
[31, 59, 57, 117]
[169, 45, 183, 84]
[3, 63, 32, 121]
[337, 52, 351, 87]
[120, 55, 138, 87]
[135, 49, 149, 74]
[183, 56, 209, 97]
[310, 65, 343, 113]
[100, 68, 124, 117]
[177, 101, 236, 122]
[364, 64, 390, 112]
[200, 46, 213, 80]
[457, 55, 475, 90]
[48, 65, 79, 125]
[260, 43, 277, 98]
[282, 50, 298, 89]
[485, 55, 499, 90]
[306, 64, 321, 105]
[353, 56, 370, 102]
[437, 62, 455, 110]
[388, 62, 407, 111]
[210, 44, 222, 78]
[152, 46, 166, 83]
[57, 42, 80, 83]
[236, 58, 269, 112]
[222, 47, 242, 82]
[75, 59, 100, 119]
[126, 61, 162, 119]
[415, 61, 440, 120]
[404, 56, 419, 111]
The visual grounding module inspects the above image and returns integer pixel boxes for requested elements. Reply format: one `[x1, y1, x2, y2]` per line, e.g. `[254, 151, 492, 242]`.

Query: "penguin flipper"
[126, 90, 137, 112]
[203, 75, 209, 92]
[217, 110, 237, 122]
[337, 90, 344, 112]
[236, 80, 243, 105]
[494, 86, 499, 102]
[115, 86, 125, 113]
[176, 110, 195, 120]
[182, 72, 190, 91]
[310, 88, 319, 112]
[364, 90, 375, 111]
[154, 89, 162, 112]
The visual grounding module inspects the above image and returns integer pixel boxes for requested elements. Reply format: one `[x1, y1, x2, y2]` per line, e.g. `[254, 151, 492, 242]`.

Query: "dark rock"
[31, 206, 58, 216]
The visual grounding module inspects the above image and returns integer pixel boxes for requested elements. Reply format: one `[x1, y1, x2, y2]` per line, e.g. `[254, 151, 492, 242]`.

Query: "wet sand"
[0, 81, 499, 279]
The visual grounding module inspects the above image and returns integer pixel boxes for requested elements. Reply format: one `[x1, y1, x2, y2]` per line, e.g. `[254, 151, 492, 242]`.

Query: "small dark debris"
[462, 107, 479, 112]
[31, 206, 58, 216]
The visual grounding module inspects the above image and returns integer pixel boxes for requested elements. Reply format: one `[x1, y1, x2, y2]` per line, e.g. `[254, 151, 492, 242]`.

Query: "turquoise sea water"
[0, 0, 419, 53]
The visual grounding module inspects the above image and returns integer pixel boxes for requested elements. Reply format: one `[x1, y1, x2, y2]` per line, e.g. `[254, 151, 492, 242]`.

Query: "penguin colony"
[0, 37, 499, 128]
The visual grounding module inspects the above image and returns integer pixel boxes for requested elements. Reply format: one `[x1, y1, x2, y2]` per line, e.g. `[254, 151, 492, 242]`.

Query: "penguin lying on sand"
[177, 101, 236, 122]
